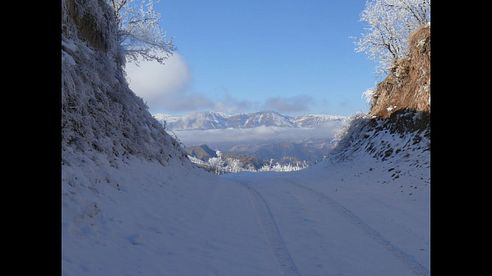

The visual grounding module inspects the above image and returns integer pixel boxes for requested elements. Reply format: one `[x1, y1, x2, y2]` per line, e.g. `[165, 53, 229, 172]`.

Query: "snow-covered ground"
[226, 156, 429, 276]
[63, 143, 429, 276]
[62, 1, 429, 274]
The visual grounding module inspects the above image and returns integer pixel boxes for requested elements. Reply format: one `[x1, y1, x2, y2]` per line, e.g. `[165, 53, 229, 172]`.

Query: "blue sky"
[127, 0, 380, 116]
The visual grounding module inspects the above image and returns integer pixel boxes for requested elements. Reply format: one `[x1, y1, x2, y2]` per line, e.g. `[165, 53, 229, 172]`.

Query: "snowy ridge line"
[154, 111, 346, 130]
[239, 181, 302, 276]
[288, 181, 430, 276]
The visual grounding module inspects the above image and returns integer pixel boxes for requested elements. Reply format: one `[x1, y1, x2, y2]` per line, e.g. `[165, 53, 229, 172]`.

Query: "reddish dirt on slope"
[370, 25, 430, 118]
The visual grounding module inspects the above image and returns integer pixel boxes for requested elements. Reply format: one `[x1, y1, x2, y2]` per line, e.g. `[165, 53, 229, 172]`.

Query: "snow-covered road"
[223, 171, 429, 276]
[239, 180, 302, 276]
[63, 155, 429, 276]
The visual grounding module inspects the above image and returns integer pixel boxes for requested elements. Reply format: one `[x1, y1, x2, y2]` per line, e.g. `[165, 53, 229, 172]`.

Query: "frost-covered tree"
[259, 160, 307, 172]
[356, 0, 430, 73]
[109, 0, 174, 64]
[207, 156, 225, 175]
[224, 158, 244, 173]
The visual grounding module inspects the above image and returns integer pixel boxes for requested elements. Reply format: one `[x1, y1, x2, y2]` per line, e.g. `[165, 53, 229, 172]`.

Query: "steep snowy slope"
[61, 0, 203, 274]
[62, 0, 185, 167]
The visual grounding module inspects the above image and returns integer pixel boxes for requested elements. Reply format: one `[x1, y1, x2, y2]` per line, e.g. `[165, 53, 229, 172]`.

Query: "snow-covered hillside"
[61, 0, 196, 273]
[154, 111, 346, 130]
[62, 0, 186, 167]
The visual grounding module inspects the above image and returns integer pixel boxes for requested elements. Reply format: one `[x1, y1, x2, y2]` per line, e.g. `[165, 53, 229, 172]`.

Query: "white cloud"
[126, 52, 191, 100]
[125, 53, 254, 113]
[263, 95, 313, 113]
[125, 54, 317, 114]
[126, 53, 217, 112]
[213, 94, 256, 114]
[174, 125, 344, 147]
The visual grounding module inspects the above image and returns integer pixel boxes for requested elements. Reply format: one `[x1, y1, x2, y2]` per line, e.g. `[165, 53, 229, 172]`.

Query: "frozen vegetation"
[188, 151, 309, 175]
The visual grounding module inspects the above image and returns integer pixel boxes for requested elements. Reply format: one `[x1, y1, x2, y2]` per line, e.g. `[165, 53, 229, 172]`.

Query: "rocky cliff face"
[62, 0, 187, 167]
[331, 24, 430, 163]
[370, 25, 430, 118]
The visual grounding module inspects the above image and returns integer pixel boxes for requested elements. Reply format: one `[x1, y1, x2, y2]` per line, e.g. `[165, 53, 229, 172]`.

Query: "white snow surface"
[63, 135, 429, 276]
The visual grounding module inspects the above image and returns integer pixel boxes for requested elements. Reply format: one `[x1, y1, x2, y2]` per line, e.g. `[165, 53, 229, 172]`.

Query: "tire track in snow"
[288, 181, 429, 276]
[239, 181, 302, 276]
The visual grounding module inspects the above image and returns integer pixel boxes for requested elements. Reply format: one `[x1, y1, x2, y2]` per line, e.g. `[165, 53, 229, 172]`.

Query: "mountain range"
[153, 111, 347, 166]
[154, 111, 346, 130]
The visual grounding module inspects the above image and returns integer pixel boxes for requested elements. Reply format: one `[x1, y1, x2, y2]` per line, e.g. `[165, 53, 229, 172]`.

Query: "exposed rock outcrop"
[331, 24, 430, 162]
[370, 25, 430, 118]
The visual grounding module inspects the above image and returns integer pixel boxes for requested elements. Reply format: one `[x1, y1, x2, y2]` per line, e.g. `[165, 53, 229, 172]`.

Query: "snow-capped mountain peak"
[154, 111, 346, 130]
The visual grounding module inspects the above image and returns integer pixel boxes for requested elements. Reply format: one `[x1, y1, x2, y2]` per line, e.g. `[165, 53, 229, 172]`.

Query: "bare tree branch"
[107, 0, 174, 64]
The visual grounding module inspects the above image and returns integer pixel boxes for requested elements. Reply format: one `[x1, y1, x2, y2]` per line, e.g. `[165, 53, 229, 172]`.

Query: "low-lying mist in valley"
[173, 124, 343, 149]
[161, 112, 347, 173]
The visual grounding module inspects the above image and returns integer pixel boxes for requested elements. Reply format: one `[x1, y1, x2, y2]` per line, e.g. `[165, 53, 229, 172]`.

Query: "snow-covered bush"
[207, 156, 226, 174]
[108, 0, 174, 64]
[356, 0, 430, 74]
[223, 158, 244, 173]
[259, 159, 308, 172]
[187, 154, 308, 174]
